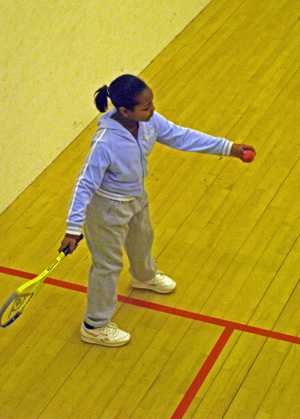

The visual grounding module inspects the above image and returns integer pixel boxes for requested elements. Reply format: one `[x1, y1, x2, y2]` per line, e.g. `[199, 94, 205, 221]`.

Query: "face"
[119, 87, 155, 122]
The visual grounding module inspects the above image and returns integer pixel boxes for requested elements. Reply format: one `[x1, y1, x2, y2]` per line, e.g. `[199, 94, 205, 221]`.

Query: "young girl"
[59, 74, 255, 347]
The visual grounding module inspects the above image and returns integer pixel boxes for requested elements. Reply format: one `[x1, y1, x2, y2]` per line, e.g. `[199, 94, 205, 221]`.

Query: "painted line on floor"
[1, 265, 299, 419]
[1, 265, 300, 346]
[171, 327, 233, 419]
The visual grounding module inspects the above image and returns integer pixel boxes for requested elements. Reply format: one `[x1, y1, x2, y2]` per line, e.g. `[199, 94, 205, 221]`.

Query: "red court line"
[171, 327, 233, 419]
[119, 295, 300, 345]
[0, 266, 87, 293]
[1, 265, 300, 345]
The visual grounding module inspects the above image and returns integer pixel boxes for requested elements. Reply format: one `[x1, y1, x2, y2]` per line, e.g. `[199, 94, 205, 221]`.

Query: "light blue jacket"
[66, 109, 233, 234]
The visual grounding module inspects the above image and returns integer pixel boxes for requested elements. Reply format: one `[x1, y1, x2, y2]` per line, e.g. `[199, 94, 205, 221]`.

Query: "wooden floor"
[1, 0, 300, 417]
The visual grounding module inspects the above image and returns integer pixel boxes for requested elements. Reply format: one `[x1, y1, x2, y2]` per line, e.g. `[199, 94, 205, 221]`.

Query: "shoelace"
[103, 322, 119, 337]
[153, 272, 165, 284]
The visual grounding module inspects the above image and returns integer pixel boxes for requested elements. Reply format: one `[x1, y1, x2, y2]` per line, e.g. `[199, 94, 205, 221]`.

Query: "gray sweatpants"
[83, 191, 156, 327]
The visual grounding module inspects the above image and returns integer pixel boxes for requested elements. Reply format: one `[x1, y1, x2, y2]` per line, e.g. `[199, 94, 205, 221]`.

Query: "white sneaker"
[80, 322, 131, 347]
[131, 271, 176, 294]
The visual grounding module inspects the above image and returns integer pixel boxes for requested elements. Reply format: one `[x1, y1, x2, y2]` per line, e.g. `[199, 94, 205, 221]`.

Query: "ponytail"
[94, 85, 109, 113]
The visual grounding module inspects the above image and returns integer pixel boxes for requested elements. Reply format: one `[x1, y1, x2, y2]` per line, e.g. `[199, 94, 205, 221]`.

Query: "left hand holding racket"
[59, 233, 83, 254]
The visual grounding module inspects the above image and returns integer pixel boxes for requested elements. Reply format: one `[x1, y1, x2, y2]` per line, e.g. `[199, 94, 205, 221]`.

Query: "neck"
[111, 111, 138, 130]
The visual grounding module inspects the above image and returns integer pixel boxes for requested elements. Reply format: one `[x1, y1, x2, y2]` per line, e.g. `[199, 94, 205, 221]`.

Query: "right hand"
[58, 233, 83, 254]
[230, 143, 256, 161]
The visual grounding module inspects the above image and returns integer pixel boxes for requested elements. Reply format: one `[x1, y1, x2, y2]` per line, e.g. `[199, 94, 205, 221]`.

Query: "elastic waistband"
[96, 187, 135, 202]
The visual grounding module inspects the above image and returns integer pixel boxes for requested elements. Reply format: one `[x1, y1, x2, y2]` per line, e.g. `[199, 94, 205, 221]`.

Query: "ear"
[119, 106, 131, 118]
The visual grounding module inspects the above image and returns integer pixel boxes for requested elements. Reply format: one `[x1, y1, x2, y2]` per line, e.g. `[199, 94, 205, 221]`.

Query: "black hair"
[94, 74, 148, 113]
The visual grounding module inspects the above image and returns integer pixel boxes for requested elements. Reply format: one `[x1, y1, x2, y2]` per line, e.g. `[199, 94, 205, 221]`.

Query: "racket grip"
[63, 247, 71, 256]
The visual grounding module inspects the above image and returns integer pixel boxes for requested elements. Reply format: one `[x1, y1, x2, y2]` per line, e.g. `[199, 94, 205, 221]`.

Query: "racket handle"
[63, 247, 71, 256]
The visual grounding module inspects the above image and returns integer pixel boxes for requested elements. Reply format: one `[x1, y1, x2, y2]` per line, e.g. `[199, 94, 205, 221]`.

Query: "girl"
[59, 74, 256, 347]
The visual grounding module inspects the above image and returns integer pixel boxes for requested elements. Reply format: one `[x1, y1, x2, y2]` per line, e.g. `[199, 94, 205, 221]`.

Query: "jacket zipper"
[135, 137, 144, 192]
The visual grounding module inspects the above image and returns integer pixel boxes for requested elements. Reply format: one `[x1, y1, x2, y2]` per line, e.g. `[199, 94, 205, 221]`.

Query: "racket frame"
[0, 250, 67, 328]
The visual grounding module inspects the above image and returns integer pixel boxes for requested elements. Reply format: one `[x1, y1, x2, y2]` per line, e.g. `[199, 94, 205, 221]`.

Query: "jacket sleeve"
[153, 112, 233, 156]
[66, 132, 110, 235]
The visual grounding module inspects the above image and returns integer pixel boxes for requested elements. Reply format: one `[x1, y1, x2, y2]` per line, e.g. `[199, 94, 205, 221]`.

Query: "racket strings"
[7, 293, 33, 320]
